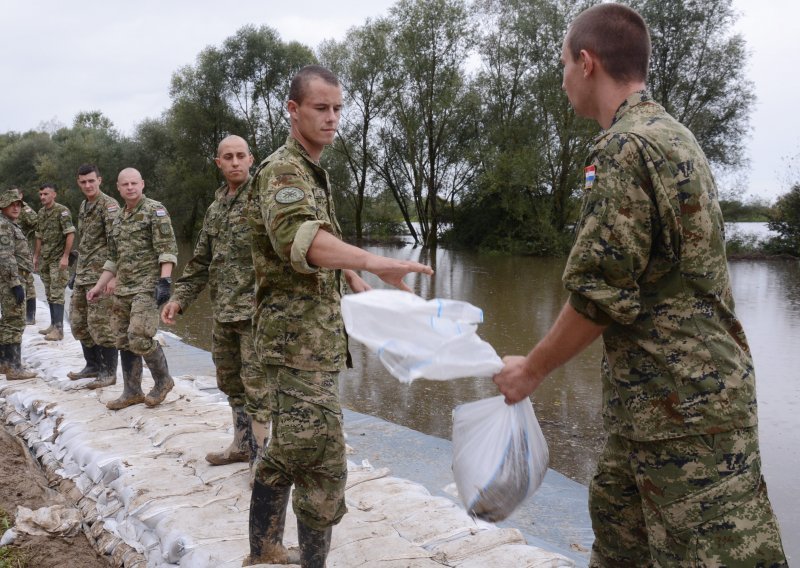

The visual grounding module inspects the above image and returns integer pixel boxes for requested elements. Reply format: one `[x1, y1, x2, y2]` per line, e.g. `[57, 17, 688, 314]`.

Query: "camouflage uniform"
[0, 213, 32, 344]
[170, 177, 259, 413]
[35, 202, 75, 303]
[250, 136, 349, 530]
[563, 92, 786, 566]
[70, 192, 119, 348]
[105, 197, 177, 355]
[15, 198, 37, 302]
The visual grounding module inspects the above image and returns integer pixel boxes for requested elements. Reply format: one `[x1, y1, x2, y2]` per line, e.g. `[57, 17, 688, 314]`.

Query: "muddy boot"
[106, 350, 145, 410]
[4, 344, 37, 380]
[142, 344, 174, 407]
[206, 405, 252, 465]
[85, 347, 118, 390]
[68, 343, 101, 379]
[0, 344, 10, 375]
[298, 520, 333, 568]
[38, 303, 55, 335]
[25, 299, 36, 325]
[242, 481, 299, 566]
[249, 420, 270, 488]
[44, 304, 64, 341]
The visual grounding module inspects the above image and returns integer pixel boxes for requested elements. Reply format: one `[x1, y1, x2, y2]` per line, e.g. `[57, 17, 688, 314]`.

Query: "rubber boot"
[4, 344, 37, 380]
[38, 303, 55, 335]
[106, 350, 145, 410]
[26, 299, 36, 325]
[85, 347, 118, 390]
[142, 344, 174, 407]
[206, 405, 252, 465]
[68, 343, 101, 379]
[44, 304, 64, 341]
[242, 481, 299, 566]
[249, 420, 270, 488]
[298, 520, 333, 568]
[0, 344, 10, 375]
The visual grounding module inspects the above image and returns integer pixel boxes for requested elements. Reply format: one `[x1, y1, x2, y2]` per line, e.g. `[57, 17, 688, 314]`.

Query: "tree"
[630, 0, 755, 166]
[767, 184, 800, 256]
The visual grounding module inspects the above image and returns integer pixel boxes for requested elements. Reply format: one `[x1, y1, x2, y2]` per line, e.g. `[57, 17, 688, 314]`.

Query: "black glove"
[11, 285, 24, 305]
[67, 272, 76, 289]
[155, 277, 172, 307]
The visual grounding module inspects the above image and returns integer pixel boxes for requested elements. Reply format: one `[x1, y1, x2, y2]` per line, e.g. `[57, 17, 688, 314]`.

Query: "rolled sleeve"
[63, 226, 76, 235]
[102, 260, 118, 275]
[158, 253, 178, 266]
[290, 220, 327, 274]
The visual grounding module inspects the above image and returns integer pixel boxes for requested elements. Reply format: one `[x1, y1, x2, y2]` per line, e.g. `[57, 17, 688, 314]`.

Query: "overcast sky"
[0, 0, 796, 201]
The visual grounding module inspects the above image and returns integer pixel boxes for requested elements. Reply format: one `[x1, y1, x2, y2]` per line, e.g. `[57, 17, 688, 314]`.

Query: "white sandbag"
[452, 396, 549, 522]
[341, 290, 503, 382]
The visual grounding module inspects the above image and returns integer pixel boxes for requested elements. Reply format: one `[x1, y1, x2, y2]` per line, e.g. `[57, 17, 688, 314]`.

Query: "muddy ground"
[0, 424, 109, 567]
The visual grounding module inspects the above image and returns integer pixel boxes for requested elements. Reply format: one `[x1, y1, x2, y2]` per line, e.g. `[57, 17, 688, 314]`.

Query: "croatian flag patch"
[584, 165, 596, 190]
[155, 208, 166, 217]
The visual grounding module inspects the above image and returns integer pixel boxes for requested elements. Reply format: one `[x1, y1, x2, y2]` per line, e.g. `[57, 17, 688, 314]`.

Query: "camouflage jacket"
[563, 91, 757, 441]
[103, 197, 178, 296]
[249, 136, 349, 372]
[35, 202, 75, 262]
[17, 201, 37, 255]
[171, 177, 254, 322]
[0, 214, 33, 287]
[75, 191, 120, 286]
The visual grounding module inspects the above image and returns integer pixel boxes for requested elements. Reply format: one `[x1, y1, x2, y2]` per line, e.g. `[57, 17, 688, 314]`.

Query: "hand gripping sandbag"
[341, 289, 503, 382]
[452, 396, 549, 522]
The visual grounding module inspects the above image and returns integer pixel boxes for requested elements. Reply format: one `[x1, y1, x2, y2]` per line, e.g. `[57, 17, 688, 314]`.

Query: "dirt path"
[0, 425, 109, 567]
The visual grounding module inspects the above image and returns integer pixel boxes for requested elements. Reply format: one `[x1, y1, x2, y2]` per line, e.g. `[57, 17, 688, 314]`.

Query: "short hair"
[77, 163, 101, 177]
[39, 183, 58, 192]
[567, 4, 651, 84]
[289, 65, 340, 104]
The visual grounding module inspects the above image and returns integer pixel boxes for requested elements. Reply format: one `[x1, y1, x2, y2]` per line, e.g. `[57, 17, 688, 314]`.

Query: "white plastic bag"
[452, 396, 549, 522]
[341, 290, 503, 382]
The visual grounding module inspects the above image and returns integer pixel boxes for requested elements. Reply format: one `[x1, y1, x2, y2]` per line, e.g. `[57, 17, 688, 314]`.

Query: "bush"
[767, 184, 800, 257]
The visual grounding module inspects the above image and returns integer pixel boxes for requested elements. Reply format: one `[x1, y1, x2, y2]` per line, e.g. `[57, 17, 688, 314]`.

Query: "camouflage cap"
[0, 188, 24, 208]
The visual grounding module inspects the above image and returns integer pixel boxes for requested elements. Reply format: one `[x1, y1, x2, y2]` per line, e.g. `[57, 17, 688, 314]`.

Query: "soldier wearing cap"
[0, 189, 37, 380]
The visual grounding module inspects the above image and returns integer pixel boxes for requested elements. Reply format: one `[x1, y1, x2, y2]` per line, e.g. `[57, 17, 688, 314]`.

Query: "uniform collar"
[216, 175, 252, 201]
[609, 90, 653, 128]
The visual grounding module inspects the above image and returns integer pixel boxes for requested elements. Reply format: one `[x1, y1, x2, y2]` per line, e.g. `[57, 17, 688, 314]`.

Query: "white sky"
[0, 0, 796, 201]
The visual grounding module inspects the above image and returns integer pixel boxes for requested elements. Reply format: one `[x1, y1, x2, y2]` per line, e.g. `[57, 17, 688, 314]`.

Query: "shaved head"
[217, 135, 250, 157]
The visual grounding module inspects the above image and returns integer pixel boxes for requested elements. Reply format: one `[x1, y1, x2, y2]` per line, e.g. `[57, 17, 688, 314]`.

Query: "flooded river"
[169, 239, 799, 560]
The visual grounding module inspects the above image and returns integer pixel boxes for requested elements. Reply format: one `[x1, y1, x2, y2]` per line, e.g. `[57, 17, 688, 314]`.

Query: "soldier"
[161, 135, 262, 470]
[10, 187, 38, 325]
[492, 5, 787, 566]
[0, 189, 37, 380]
[67, 164, 120, 389]
[87, 168, 177, 410]
[33, 183, 75, 341]
[245, 65, 433, 567]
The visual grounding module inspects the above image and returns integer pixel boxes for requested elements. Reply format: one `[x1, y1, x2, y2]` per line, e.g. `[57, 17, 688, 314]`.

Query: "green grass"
[0, 507, 28, 568]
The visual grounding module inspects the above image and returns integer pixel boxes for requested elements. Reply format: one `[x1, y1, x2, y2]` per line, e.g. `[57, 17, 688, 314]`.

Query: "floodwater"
[169, 239, 799, 561]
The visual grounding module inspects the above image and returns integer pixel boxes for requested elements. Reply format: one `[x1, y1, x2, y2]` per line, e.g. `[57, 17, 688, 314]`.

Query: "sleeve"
[257, 163, 332, 274]
[562, 134, 654, 326]
[60, 207, 76, 235]
[171, 215, 213, 310]
[0, 224, 21, 287]
[150, 205, 178, 266]
[102, 219, 119, 275]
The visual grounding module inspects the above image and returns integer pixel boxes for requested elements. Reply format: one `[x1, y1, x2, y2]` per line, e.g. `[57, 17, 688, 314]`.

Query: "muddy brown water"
[169, 240, 799, 561]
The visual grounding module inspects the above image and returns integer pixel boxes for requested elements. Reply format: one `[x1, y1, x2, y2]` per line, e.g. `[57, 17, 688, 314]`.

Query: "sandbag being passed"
[341, 289, 503, 382]
[452, 396, 549, 522]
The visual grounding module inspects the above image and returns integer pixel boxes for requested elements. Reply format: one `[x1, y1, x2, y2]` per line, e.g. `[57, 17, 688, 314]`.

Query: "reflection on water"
[168, 240, 798, 559]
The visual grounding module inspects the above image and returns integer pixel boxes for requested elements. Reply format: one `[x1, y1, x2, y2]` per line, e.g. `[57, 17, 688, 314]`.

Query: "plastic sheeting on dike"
[0, 299, 573, 567]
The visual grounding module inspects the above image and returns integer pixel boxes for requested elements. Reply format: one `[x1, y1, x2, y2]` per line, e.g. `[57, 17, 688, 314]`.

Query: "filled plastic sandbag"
[452, 396, 549, 522]
[341, 290, 503, 382]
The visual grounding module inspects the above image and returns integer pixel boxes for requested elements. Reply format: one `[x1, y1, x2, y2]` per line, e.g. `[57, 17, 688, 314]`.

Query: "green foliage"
[0, 506, 29, 568]
[767, 184, 800, 256]
[719, 197, 772, 222]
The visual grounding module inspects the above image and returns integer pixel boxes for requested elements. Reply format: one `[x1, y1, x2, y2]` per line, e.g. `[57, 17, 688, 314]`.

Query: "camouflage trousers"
[589, 428, 787, 567]
[70, 284, 115, 347]
[39, 260, 68, 304]
[0, 283, 25, 344]
[212, 318, 264, 412]
[254, 365, 347, 531]
[24, 271, 35, 301]
[111, 292, 160, 356]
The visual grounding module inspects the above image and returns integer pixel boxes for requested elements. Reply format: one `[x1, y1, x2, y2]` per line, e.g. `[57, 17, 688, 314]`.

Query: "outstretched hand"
[370, 258, 434, 292]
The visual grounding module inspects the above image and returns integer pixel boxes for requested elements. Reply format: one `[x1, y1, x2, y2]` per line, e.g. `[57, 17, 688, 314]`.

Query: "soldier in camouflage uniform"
[33, 183, 75, 341]
[245, 65, 433, 568]
[0, 189, 37, 380]
[88, 168, 178, 410]
[68, 164, 121, 389]
[493, 5, 787, 567]
[162, 135, 261, 469]
[10, 187, 38, 325]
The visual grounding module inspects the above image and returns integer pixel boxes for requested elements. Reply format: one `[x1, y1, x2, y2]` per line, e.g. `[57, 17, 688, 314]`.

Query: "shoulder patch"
[107, 204, 119, 212]
[274, 187, 305, 205]
[584, 165, 596, 190]
[155, 208, 167, 217]
[61, 210, 70, 217]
